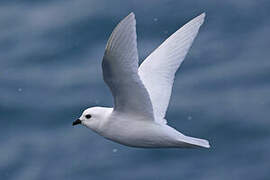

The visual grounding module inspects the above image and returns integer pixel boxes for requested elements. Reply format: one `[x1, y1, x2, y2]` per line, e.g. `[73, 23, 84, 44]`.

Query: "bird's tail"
[177, 135, 210, 148]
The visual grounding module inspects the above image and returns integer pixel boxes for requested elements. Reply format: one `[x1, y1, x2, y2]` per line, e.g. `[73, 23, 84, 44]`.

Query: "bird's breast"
[98, 118, 178, 148]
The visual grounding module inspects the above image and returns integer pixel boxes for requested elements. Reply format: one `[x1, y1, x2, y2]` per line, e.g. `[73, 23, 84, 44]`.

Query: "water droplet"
[112, 148, 118, 153]
[187, 116, 192, 120]
[153, 18, 158, 22]
[18, 88, 22, 92]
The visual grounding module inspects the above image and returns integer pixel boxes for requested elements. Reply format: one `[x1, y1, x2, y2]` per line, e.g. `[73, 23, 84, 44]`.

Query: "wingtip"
[128, 12, 135, 18]
[201, 12, 206, 17]
[192, 12, 206, 25]
[197, 12, 206, 20]
[121, 12, 135, 23]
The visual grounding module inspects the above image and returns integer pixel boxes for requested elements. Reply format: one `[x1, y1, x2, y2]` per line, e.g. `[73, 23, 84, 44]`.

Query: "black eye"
[85, 114, 91, 119]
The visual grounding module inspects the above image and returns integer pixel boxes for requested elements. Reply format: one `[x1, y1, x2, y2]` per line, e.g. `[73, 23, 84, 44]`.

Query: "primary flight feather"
[73, 12, 210, 148]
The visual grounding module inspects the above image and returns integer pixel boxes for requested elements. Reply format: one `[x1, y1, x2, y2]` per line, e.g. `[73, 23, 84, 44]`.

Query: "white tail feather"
[179, 135, 210, 148]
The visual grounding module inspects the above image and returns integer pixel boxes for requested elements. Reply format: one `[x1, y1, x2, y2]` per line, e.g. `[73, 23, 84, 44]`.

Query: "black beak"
[72, 119, 81, 126]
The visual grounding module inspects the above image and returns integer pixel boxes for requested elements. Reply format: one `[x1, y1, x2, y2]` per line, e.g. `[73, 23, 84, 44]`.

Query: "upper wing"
[138, 13, 206, 124]
[102, 13, 154, 120]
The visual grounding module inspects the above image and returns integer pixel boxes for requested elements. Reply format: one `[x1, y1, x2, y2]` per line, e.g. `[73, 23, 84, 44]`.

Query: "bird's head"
[73, 107, 111, 132]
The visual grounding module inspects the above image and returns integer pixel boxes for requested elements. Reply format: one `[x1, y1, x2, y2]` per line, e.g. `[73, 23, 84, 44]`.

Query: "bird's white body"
[81, 107, 209, 148]
[75, 12, 210, 149]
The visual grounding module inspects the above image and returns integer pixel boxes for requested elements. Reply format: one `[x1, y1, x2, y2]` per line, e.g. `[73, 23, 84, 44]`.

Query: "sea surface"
[1, 0, 270, 180]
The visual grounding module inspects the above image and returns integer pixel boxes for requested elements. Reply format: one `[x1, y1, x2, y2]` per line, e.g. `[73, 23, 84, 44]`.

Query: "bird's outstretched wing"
[102, 13, 154, 120]
[138, 13, 206, 124]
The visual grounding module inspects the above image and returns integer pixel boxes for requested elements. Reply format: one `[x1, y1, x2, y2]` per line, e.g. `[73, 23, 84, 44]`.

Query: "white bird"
[73, 12, 210, 148]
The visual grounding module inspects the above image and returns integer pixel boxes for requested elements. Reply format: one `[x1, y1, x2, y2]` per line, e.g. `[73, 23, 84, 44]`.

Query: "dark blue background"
[1, 0, 270, 179]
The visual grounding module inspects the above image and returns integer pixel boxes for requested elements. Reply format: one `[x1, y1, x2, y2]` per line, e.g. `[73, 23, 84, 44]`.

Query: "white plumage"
[103, 13, 154, 119]
[139, 13, 205, 124]
[73, 12, 210, 149]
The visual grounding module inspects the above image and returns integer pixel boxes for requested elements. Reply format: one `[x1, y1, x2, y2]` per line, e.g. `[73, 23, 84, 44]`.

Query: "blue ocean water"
[1, 0, 270, 179]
